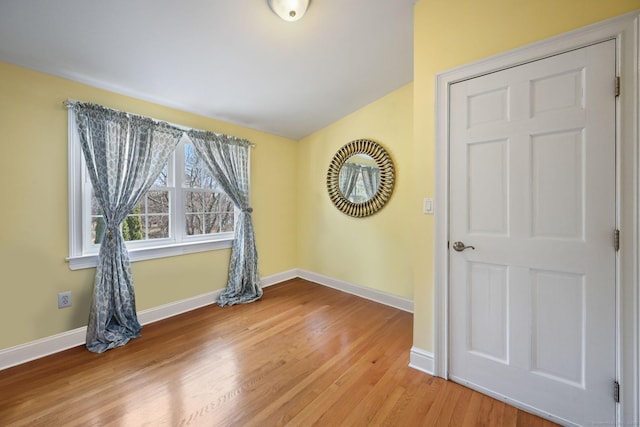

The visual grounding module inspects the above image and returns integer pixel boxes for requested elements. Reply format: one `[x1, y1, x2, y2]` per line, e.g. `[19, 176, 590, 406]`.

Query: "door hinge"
[614, 380, 620, 403]
[614, 229, 620, 251]
[615, 76, 620, 97]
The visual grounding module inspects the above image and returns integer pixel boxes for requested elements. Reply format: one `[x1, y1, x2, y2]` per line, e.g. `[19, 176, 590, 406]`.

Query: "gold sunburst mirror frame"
[326, 139, 395, 217]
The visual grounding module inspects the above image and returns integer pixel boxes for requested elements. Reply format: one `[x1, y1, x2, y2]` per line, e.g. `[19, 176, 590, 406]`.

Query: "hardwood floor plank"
[422, 380, 461, 426]
[461, 389, 484, 427]
[291, 316, 409, 426]
[450, 386, 475, 426]
[502, 403, 519, 427]
[339, 347, 412, 426]
[0, 279, 558, 426]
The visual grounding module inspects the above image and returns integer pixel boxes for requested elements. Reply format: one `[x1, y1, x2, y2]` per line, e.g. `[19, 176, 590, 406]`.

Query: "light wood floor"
[0, 279, 559, 426]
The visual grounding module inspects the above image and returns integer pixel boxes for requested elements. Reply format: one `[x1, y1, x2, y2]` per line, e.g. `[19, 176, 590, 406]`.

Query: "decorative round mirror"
[326, 139, 395, 217]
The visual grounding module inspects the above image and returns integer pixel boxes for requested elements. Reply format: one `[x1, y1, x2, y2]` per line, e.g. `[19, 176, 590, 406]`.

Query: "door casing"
[432, 11, 639, 426]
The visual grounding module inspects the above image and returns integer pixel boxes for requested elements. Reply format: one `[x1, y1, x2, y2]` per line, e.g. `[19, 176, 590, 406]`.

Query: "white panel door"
[449, 40, 616, 427]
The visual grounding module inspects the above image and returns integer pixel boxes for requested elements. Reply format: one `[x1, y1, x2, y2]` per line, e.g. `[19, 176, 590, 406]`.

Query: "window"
[347, 173, 369, 204]
[182, 142, 236, 237]
[89, 170, 170, 245]
[68, 117, 236, 270]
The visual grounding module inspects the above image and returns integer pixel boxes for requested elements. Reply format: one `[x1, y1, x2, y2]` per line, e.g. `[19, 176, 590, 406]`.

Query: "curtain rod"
[63, 99, 256, 148]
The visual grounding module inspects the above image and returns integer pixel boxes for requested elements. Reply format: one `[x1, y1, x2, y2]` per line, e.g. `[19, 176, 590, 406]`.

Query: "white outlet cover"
[58, 291, 72, 309]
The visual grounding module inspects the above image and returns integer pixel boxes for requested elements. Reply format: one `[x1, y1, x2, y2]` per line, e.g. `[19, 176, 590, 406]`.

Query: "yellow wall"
[412, 1, 640, 351]
[6, 0, 637, 356]
[0, 62, 298, 350]
[297, 84, 414, 299]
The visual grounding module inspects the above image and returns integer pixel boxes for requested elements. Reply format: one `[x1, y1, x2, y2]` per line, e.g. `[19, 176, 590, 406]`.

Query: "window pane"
[184, 143, 200, 187]
[91, 216, 106, 244]
[202, 171, 217, 190]
[220, 197, 234, 214]
[184, 143, 218, 190]
[91, 192, 102, 215]
[154, 163, 169, 187]
[148, 215, 169, 239]
[221, 212, 234, 232]
[204, 214, 220, 234]
[130, 200, 144, 216]
[351, 175, 367, 203]
[185, 191, 204, 213]
[183, 190, 235, 236]
[185, 213, 203, 235]
[146, 191, 169, 214]
[203, 192, 219, 213]
[220, 196, 235, 233]
[123, 214, 144, 241]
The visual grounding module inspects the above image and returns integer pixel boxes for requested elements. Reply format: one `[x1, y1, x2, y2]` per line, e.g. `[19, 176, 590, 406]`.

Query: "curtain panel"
[72, 102, 184, 353]
[360, 165, 380, 199]
[187, 130, 262, 306]
[339, 162, 360, 200]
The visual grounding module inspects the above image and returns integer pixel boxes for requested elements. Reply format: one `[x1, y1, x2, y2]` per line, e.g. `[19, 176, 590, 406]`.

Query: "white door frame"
[433, 11, 639, 425]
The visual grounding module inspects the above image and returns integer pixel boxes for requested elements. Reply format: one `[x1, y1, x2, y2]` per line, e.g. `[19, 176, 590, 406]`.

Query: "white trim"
[409, 346, 434, 375]
[621, 12, 640, 426]
[296, 269, 414, 313]
[67, 238, 233, 270]
[0, 289, 221, 371]
[433, 10, 639, 426]
[68, 111, 83, 260]
[0, 327, 86, 372]
[260, 269, 298, 288]
[1, 269, 412, 371]
[136, 289, 221, 326]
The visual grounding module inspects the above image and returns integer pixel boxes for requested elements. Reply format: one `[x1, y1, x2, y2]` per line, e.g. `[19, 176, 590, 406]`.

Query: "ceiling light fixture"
[267, 0, 310, 22]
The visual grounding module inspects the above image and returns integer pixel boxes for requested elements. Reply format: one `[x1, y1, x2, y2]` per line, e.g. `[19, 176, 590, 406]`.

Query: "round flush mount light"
[267, 0, 310, 22]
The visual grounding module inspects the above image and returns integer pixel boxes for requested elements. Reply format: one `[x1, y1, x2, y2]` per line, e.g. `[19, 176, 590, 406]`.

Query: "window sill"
[66, 238, 234, 270]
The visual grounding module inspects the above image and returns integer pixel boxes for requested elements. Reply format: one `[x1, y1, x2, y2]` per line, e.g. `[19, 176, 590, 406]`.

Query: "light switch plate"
[423, 198, 434, 214]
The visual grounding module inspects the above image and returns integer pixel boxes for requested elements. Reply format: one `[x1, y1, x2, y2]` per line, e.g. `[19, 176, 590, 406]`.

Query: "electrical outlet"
[58, 291, 72, 309]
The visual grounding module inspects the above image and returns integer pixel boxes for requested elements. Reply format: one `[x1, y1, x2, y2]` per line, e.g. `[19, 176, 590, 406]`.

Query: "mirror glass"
[326, 139, 395, 218]
[338, 154, 380, 203]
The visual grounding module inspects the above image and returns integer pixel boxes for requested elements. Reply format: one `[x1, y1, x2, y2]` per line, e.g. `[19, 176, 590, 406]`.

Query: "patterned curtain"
[339, 162, 360, 200]
[187, 130, 261, 306]
[361, 165, 380, 199]
[73, 102, 184, 353]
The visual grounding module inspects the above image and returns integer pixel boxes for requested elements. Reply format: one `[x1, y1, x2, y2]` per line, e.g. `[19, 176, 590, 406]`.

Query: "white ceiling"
[0, 0, 415, 140]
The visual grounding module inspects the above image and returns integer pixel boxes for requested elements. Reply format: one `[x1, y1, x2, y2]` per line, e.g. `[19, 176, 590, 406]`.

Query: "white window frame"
[67, 112, 235, 270]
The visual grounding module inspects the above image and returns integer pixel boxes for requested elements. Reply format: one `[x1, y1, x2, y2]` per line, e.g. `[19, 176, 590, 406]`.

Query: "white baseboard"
[296, 269, 414, 313]
[409, 346, 435, 375]
[0, 269, 414, 371]
[136, 290, 221, 325]
[261, 269, 298, 288]
[0, 327, 87, 372]
[0, 289, 221, 372]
